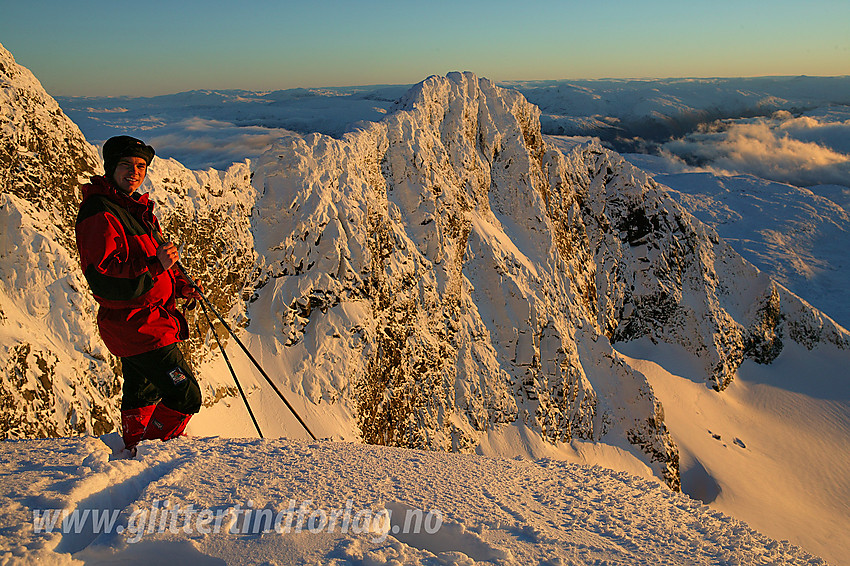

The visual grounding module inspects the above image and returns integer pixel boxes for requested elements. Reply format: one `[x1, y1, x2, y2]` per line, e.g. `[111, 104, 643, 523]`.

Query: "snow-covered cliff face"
[545, 139, 849, 389]
[0, 43, 117, 437]
[244, 74, 652, 482]
[246, 72, 850, 490]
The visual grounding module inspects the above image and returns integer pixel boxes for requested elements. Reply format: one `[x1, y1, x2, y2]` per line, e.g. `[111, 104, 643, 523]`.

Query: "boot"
[121, 404, 157, 450]
[142, 403, 192, 441]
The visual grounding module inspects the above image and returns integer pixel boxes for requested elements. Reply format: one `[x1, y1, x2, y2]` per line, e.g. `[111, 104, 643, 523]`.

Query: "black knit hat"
[102, 136, 155, 178]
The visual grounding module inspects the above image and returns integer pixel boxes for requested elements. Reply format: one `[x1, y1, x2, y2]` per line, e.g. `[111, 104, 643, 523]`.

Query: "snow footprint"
[51, 434, 192, 555]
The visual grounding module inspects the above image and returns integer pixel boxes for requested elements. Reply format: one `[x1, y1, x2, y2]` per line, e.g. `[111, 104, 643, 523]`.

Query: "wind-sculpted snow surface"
[0, 436, 828, 565]
[3, 40, 850, 562]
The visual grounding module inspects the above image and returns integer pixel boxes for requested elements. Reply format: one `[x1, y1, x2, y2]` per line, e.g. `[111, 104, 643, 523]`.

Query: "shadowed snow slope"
[617, 338, 850, 566]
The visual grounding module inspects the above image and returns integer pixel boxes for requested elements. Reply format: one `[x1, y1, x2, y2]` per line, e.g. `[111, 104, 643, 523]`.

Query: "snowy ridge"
[628, 156, 850, 330]
[560, 142, 850, 385]
[0, 44, 99, 236]
[0, 435, 827, 565]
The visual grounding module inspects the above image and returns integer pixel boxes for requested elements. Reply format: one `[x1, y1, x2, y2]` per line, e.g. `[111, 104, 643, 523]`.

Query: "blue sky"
[2, 0, 848, 96]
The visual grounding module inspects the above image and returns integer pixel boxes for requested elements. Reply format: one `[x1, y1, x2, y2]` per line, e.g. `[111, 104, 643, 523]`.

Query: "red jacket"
[75, 176, 190, 357]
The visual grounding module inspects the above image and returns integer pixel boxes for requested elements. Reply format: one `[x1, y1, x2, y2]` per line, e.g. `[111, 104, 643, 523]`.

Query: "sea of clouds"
[514, 76, 850, 189]
[58, 86, 408, 170]
[58, 76, 850, 188]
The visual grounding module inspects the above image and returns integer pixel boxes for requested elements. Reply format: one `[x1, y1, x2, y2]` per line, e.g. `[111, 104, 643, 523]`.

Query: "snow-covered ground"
[183, 323, 850, 565]
[0, 434, 828, 565]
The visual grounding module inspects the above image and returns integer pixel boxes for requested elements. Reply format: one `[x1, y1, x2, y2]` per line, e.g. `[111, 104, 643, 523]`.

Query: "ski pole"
[196, 299, 264, 439]
[156, 235, 318, 440]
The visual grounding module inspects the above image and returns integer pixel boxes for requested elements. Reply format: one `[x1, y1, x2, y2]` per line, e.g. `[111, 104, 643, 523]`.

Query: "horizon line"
[51, 72, 850, 99]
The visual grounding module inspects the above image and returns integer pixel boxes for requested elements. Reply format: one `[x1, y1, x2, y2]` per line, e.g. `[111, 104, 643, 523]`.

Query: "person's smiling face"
[112, 156, 148, 194]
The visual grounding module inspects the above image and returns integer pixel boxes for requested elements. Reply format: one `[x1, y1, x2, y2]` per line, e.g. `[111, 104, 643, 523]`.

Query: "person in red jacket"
[76, 136, 202, 455]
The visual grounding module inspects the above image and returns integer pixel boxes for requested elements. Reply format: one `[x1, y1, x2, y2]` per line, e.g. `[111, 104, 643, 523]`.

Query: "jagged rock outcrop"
[560, 143, 848, 389]
[0, 45, 99, 241]
[555, 144, 787, 391]
[247, 72, 683, 485]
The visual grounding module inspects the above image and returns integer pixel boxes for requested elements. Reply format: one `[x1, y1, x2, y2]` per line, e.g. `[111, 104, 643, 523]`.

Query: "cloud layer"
[57, 87, 402, 169]
[662, 110, 850, 187]
[514, 76, 850, 188]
